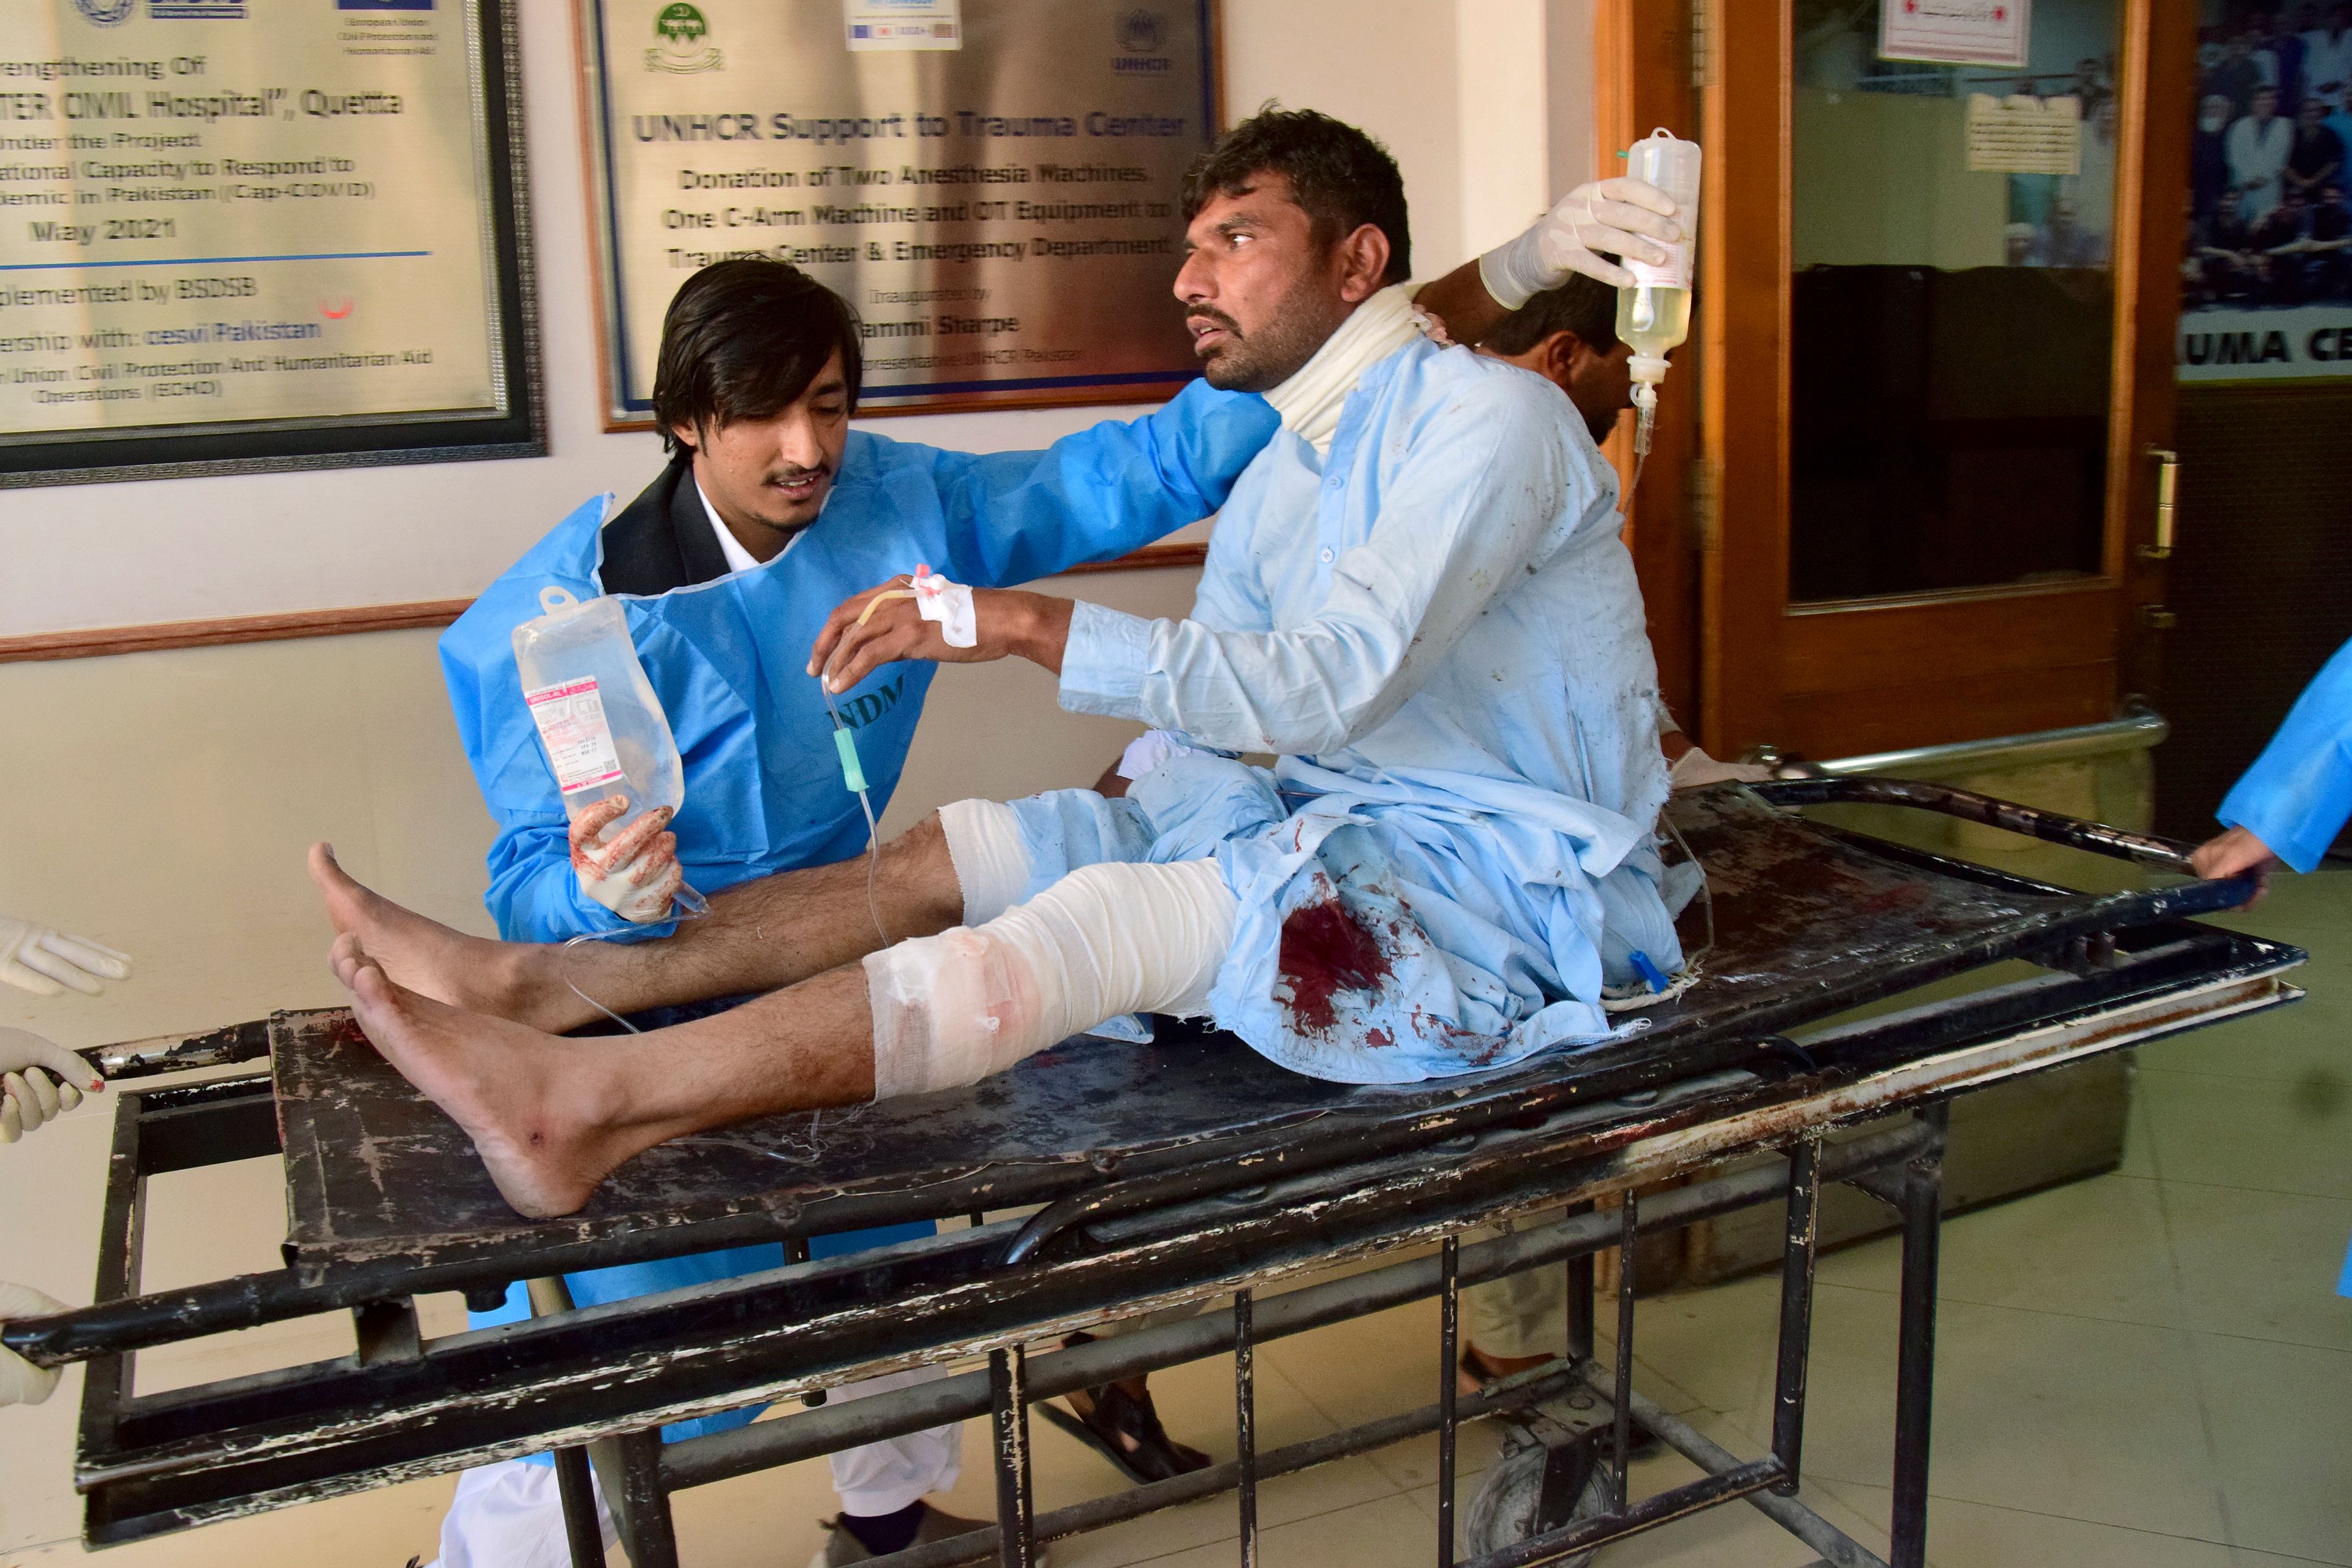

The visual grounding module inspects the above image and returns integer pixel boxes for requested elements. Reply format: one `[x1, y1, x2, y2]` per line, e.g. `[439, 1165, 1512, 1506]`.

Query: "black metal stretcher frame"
[1, 780, 2305, 1568]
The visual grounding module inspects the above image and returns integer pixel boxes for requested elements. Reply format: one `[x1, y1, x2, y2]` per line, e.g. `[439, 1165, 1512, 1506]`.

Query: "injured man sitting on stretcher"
[309, 107, 1692, 1224]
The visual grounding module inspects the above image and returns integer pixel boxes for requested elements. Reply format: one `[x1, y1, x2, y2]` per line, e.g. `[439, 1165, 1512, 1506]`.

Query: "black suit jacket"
[598, 456, 734, 595]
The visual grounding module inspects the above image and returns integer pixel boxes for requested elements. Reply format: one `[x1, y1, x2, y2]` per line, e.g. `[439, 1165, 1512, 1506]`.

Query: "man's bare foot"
[309, 843, 592, 1032]
[330, 935, 675, 1218]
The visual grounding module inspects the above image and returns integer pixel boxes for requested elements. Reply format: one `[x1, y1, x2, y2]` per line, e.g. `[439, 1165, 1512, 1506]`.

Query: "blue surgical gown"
[441, 377, 1278, 945]
[442, 379, 1276, 1444]
[2218, 638, 2352, 873]
[1054, 335, 1679, 1082]
[2210, 637, 2352, 1297]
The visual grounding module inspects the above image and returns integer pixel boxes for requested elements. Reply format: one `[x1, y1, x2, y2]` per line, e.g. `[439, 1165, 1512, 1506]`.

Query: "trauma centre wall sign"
[0, 0, 538, 487]
[578, 0, 1220, 423]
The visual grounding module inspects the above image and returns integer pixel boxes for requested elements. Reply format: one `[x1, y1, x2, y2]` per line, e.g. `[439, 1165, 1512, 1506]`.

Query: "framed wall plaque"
[578, 0, 1221, 425]
[0, 0, 540, 488]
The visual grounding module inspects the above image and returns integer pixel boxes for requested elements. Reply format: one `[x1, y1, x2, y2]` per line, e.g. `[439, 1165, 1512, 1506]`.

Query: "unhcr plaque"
[579, 0, 1219, 423]
[0, 0, 537, 487]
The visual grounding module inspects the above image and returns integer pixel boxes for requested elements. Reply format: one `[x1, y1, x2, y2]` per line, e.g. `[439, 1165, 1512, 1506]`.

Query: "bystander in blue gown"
[2211, 637, 2352, 1297]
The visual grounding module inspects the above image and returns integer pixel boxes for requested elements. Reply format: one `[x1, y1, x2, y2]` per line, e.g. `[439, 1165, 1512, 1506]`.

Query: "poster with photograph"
[2179, 10, 2352, 382]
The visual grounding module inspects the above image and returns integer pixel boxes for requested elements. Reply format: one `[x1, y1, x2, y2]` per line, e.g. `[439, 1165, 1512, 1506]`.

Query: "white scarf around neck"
[1262, 283, 1428, 456]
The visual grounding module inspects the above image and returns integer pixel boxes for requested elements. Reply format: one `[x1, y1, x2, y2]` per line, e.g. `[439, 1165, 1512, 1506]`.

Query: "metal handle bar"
[75, 1017, 273, 1083]
[1747, 777, 2199, 872]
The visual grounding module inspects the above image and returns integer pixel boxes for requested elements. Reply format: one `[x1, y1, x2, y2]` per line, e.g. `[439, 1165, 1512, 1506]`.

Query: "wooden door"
[1679, 0, 2195, 762]
[1593, 1, 1703, 726]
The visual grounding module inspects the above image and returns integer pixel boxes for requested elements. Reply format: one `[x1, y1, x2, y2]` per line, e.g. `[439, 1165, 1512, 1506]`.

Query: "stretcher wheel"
[1463, 1422, 1607, 1563]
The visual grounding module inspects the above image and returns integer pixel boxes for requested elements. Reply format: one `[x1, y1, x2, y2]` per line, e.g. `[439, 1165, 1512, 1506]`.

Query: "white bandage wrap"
[864, 858, 1236, 1101]
[938, 798, 1031, 927]
[1263, 284, 1427, 456]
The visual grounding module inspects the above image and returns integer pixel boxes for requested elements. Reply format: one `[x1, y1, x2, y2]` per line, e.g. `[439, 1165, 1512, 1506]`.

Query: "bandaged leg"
[937, 799, 1029, 927]
[865, 858, 1235, 1101]
[938, 792, 1159, 927]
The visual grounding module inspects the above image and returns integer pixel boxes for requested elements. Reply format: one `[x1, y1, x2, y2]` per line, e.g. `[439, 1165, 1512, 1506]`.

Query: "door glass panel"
[1789, 0, 2120, 603]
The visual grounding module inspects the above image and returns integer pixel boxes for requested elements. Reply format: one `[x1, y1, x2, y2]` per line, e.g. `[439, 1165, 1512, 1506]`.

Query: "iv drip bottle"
[511, 586, 686, 834]
[1614, 128, 1702, 454]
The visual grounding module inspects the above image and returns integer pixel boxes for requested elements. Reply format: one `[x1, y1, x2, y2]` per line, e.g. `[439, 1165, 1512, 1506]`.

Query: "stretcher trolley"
[4, 781, 2306, 1568]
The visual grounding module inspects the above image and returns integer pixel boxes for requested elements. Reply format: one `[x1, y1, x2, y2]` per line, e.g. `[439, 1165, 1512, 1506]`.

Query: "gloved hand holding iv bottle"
[1615, 129, 1703, 464]
[512, 587, 702, 925]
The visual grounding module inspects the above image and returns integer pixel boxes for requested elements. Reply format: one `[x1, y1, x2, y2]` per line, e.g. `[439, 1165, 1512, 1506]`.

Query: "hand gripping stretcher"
[2, 781, 2304, 1568]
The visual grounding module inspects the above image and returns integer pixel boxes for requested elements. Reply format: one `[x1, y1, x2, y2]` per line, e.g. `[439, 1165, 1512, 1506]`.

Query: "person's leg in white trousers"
[429, 1381, 960, 1566]
[824, 1366, 964, 1513]
[429, 1459, 616, 1568]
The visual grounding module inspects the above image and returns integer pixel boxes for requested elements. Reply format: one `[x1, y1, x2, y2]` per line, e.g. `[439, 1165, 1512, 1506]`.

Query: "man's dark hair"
[651, 259, 862, 455]
[1182, 105, 1411, 284]
[1482, 272, 1622, 357]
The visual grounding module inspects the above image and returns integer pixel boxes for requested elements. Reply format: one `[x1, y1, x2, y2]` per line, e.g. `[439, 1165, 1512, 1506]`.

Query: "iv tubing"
[823, 680, 891, 946]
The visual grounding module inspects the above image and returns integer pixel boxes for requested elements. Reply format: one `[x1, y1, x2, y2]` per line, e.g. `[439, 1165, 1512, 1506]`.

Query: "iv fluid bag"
[1616, 128, 1702, 362]
[511, 586, 685, 832]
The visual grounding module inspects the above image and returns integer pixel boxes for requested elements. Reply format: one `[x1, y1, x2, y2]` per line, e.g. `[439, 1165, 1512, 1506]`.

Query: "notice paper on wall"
[1881, 0, 2033, 69]
[1965, 94, 2082, 174]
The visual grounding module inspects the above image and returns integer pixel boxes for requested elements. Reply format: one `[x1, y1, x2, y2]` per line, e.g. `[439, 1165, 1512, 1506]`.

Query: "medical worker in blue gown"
[2187, 636, 2352, 1303]
[430, 258, 1277, 1568]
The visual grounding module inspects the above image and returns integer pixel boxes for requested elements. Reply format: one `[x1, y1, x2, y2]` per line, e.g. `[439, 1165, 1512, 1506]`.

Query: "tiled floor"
[9, 873, 2349, 1568]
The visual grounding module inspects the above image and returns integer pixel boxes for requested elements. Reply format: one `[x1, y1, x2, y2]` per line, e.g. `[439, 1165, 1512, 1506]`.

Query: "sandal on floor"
[1038, 1333, 1213, 1486]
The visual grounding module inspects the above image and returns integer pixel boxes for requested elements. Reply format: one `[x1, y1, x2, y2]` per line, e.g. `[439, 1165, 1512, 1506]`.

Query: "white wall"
[0, 3, 1585, 1555]
[0, 0, 1560, 641]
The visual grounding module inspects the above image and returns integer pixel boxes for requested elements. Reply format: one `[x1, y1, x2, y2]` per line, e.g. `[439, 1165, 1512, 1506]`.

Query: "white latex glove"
[0, 1282, 68, 1406]
[568, 796, 684, 924]
[1477, 177, 1685, 303]
[0, 916, 131, 998]
[0, 1027, 102, 1144]
[1670, 747, 1776, 790]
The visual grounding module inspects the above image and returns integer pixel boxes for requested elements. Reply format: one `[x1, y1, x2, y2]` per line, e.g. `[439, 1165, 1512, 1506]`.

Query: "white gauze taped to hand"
[910, 564, 976, 648]
[938, 798, 1031, 927]
[864, 858, 1235, 1100]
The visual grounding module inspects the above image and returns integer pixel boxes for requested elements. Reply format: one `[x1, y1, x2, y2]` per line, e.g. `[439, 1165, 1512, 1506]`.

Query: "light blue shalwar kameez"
[1009, 335, 1679, 1084]
[2211, 636, 2352, 1297]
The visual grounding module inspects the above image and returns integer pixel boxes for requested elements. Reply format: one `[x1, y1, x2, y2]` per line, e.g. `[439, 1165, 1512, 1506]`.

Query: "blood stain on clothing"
[1278, 899, 1392, 1033]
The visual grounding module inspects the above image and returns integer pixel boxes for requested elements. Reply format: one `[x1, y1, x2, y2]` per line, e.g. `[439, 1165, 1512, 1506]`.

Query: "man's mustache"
[765, 463, 831, 486]
[1186, 307, 1242, 339]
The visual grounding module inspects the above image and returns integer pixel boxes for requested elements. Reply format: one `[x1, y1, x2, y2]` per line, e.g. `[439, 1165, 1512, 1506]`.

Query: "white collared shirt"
[695, 479, 766, 576]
